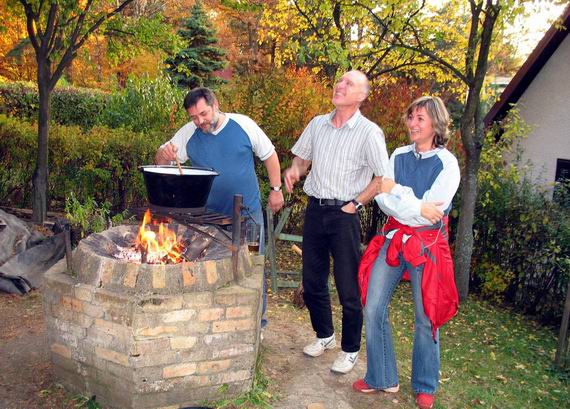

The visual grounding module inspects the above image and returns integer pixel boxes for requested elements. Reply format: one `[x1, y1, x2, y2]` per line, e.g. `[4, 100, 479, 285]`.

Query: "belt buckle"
[318, 198, 326, 206]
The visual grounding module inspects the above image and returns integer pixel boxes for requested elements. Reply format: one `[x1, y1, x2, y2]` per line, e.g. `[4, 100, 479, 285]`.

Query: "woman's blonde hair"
[404, 96, 451, 147]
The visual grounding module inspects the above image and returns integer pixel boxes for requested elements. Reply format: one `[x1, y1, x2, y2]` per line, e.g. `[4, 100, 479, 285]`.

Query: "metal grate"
[131, 206, 235, 227]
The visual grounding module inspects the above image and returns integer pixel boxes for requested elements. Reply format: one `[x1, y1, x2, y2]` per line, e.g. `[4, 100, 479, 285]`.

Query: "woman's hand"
[378, 177, 396, 194]
[421, 201, 444, 224]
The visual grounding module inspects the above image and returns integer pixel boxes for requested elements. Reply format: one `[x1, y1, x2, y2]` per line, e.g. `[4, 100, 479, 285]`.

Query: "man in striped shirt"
[284, 70, 389, 374]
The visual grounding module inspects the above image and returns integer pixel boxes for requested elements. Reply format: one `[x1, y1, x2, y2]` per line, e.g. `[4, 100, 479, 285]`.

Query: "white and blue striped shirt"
[292, 110, 389, 201]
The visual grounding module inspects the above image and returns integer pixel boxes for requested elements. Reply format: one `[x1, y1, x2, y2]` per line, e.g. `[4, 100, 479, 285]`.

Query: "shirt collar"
[327, 109, 362, 129]
[412, 143, 441, 159]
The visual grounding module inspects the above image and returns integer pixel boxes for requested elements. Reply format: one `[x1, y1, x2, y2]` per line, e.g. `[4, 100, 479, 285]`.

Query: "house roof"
[484, 5, 570, 127]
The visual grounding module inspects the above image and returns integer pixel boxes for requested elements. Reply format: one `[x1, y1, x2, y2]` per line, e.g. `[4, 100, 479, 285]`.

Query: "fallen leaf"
[496, 374, 508, 383]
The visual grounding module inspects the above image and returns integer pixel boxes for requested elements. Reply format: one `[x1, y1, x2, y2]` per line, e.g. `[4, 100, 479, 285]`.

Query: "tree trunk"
[454, 143, 480, 301]
[32, 61, 51, 224]
[454, 86, 484, 301]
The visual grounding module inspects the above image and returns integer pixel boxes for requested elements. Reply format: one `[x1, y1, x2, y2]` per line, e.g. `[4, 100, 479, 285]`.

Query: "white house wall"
[514, 34, 570, 191]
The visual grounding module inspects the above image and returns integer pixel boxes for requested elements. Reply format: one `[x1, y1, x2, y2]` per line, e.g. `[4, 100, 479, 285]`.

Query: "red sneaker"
[416, 393, 435, 409]
[352, 379, 399, 394]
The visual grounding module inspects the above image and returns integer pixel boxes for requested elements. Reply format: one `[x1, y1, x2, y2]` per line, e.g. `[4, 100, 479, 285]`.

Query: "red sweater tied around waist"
[358, 216, 459, 338]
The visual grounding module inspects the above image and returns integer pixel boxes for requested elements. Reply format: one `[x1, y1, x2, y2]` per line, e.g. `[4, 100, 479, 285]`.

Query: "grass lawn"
[359, 282, 569, 408]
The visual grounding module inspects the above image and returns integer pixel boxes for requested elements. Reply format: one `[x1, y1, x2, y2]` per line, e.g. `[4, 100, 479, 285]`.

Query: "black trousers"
[302, 200, 363, 353]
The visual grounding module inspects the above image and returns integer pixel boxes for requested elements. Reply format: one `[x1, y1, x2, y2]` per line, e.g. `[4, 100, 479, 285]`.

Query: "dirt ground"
[0, 283, 418, 409]
[0, 291, 73, 408]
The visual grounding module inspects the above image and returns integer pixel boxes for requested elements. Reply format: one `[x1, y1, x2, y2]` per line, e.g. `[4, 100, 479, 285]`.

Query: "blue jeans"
[363, 239, 440, 394]
[245, 205, 267, 327]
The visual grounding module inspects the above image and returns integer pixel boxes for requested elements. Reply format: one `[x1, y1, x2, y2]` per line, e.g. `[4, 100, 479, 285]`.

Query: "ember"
[130, 209, 186, 264]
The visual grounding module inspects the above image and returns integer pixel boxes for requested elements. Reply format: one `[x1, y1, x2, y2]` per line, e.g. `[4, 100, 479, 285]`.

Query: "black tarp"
[0, 209, 65, 295]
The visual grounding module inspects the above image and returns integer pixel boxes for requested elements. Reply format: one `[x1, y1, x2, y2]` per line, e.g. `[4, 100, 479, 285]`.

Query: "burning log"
[135, 210, 186, 264]
[183, 235, 212, 261]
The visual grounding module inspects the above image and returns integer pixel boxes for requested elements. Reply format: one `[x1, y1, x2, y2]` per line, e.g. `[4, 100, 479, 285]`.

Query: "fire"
[135, 210, 186, 264]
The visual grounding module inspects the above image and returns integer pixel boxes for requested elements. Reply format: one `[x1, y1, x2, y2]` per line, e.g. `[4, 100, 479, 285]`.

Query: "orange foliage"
[363, 78, 433, 154]
[0, 1, 36, 81]
[219, 67, 331, 160]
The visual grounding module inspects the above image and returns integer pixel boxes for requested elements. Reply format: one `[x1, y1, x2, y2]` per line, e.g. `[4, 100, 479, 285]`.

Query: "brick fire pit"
[42, 224, 263, 409]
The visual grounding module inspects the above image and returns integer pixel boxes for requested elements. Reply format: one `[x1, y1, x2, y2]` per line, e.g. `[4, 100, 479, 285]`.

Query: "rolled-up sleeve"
[291, 118, 315, 160]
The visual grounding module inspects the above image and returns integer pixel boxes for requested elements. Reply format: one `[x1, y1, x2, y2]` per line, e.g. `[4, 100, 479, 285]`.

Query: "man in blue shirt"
[155, 87, 285, 254]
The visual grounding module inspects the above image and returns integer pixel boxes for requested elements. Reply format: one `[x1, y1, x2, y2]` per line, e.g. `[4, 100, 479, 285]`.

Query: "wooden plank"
[266, 207, 278, 293]
[277, 233, 303, 242]
[274, 207, 291, 237]
[275, 270, 301, 276]
[277, 280, 300, 288]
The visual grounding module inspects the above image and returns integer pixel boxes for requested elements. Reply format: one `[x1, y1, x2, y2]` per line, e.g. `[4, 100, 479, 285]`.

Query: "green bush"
[472, 109, 570, 324]
[65, 193, 128, 242]
[97, 75, 186, 133]
[0, 82, 108, 129]
[0, 115, 166, 211]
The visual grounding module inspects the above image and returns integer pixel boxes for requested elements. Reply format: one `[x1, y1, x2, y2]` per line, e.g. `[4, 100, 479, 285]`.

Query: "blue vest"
[394, 150, 451, 214]
[186, 118, 261, 217]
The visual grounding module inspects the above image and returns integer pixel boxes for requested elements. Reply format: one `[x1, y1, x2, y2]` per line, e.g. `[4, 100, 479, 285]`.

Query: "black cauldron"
[139, 165, 218, 209]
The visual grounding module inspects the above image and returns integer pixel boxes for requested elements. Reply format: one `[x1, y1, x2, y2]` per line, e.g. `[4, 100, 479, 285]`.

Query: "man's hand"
[341, 202, 357, 214]
[155, 142, 178, 165]
[379, 177, 396, 194]
[268, 190, 285, 213]
[421, 201, 444, 224]
[283, 167, 301, 193]
[284, 157, 311, 193]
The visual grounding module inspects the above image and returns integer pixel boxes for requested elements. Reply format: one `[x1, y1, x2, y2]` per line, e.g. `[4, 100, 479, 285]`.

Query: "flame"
[135, 210, 185, 264]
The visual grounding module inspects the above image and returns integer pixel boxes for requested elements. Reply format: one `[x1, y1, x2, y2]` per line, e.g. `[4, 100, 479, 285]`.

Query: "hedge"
[0, 82, 109, 129]
[0, 115, 165, 211]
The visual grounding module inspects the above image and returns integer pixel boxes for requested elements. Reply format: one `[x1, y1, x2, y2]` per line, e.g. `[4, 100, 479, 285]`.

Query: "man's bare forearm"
[355, 176, 382, 205]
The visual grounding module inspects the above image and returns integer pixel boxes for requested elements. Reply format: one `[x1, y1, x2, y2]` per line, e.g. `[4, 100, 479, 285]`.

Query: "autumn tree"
[164, 0, 226, 89]
[212, 0, 271, 74]
[259, 1, 462, 84]
[260, 0, 530, 300]
[13, 0, 137, 223]
[376, 0, 522, 300]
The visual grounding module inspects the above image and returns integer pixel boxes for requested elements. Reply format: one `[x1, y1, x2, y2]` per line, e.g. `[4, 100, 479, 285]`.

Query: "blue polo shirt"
[186, 119, 258, 216]
[165, 113, 275, 217]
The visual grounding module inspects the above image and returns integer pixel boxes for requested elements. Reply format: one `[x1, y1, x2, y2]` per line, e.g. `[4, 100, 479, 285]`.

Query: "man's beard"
[204, 112, 221, 133]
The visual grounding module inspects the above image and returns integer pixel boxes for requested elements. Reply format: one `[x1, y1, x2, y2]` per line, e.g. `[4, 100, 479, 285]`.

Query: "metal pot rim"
[139, 165, 218, 176]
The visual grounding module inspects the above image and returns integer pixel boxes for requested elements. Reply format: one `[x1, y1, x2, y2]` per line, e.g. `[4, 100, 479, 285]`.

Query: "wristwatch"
[351, 199, 363, 211]
[271, 186, 282, 192]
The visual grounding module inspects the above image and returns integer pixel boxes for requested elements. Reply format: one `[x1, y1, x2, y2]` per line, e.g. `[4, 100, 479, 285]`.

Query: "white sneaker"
[331, 350, 358, 374]
[303, 334, 336, 357]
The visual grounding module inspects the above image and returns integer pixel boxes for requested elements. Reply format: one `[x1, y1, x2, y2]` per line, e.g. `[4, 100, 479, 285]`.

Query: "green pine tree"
[165, 1, 227, 89]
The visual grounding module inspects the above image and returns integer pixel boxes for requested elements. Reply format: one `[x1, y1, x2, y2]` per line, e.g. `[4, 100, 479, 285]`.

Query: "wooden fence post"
[555, 279, 570, 368]
[266, 206, 301, 292]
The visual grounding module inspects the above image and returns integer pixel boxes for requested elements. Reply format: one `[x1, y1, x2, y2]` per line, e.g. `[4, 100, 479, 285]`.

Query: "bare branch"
[50, 0, 137, 88]
[292, 0, 324, 39]
[43, 3, 59, 53]
[333, 2, 345, 49]
[394, 42, 468, 83]
[18, 1, 40, 52]
[465, 0, 483, 84]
